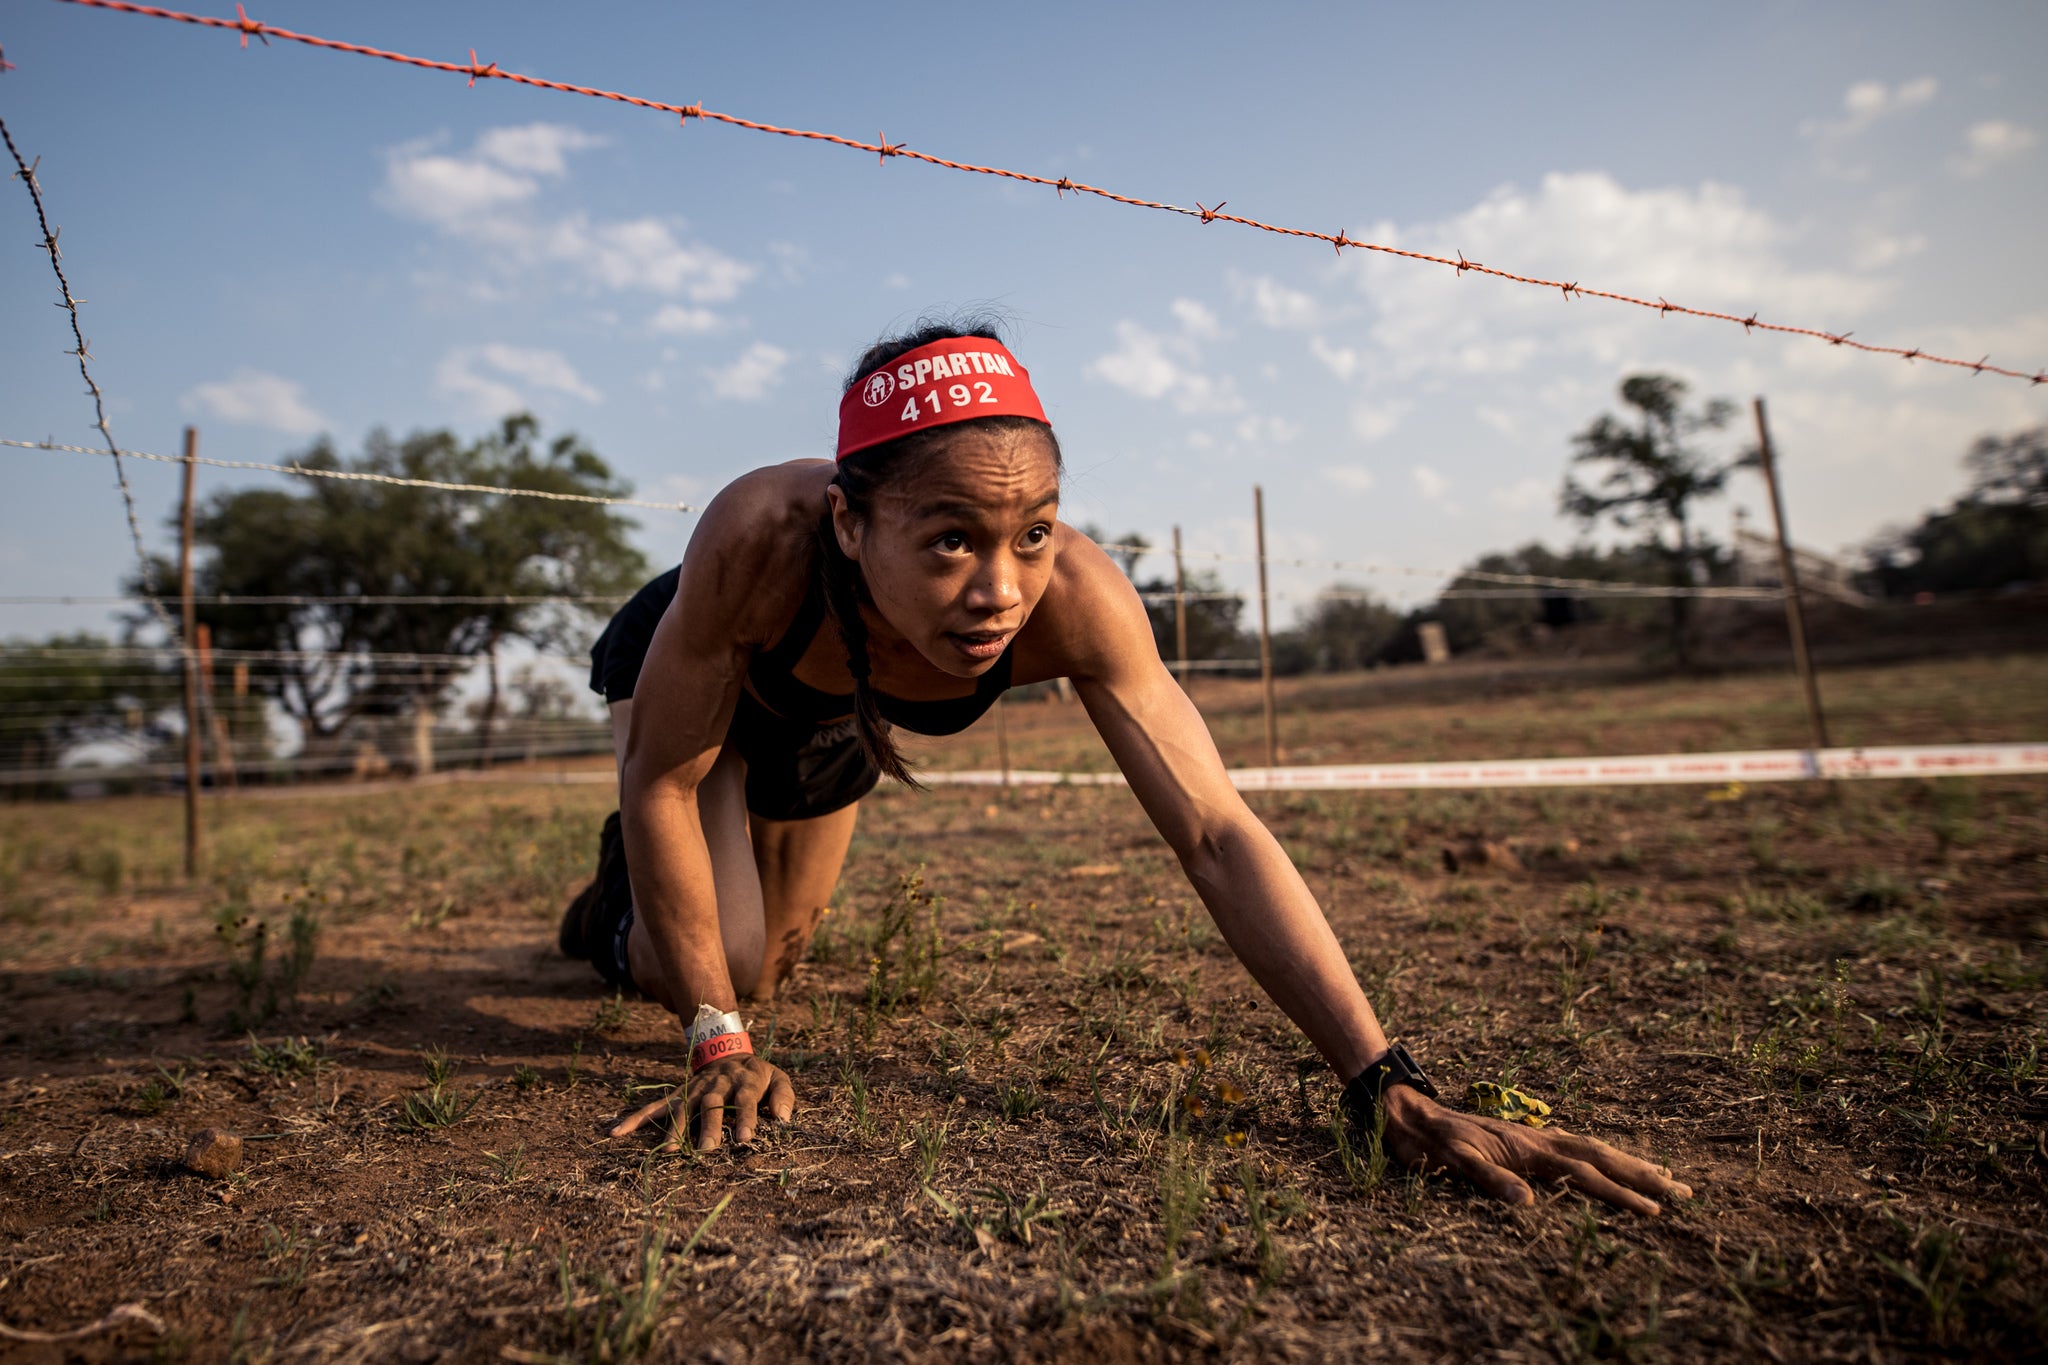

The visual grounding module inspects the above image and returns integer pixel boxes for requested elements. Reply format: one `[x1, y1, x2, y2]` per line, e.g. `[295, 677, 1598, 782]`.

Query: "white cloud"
[706, 342, 790, 400]
[649, 304, 721, 335]
[1488, 476, 1552, 513]
[380, 145, 535, 226]
[1234, 272, 1319, 329]
[473, 123, 605, 176]
[1323, 464, 1376, 494]
[1951, 119, 2038, 177]
[1350, 400, 1410, 444]
[1412, 465, 1451, 500]
[1087, 320, 1244, 414]
[479, 344, 601, 401]
[437, 345, 600, 417]
[1235, 415, 1301, 445]
[1850, 230, 1927, 271]
[380, 126, 753, 308]
[1087, 299, 1259, 415]
[1171, 298, 1224, 340]
[1802, 76, 1938, 142]
[1090, 322, 1180, 399]
[1310, 336, 1361, 380]
[1334, 171, 1885, 381]
[183, 370, 327, 435]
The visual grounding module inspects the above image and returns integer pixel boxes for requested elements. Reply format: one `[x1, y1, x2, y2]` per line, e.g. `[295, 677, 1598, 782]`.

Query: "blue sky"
[4, 0, 2045, 655]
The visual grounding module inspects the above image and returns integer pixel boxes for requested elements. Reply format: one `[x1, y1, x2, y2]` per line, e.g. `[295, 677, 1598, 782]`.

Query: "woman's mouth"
[945, 629, 1012, 662]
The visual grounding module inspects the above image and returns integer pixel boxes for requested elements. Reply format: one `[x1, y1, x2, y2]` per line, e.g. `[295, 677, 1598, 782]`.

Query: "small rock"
[1442, 840, 1522, 874]
[181, 1128, 242, 1178]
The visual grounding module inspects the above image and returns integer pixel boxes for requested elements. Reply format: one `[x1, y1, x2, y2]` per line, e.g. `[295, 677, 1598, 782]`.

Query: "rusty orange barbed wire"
[49, 0, 2047, 389]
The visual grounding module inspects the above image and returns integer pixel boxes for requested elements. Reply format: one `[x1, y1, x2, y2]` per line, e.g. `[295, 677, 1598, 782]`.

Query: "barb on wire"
[2, 438, 698, 512]
[1, 115, 178, 635]
[52, 0, 2045, 387]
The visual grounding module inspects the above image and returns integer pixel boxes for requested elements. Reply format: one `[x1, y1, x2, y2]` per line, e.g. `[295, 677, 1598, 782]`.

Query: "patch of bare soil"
[2, 669, 2044, 1361]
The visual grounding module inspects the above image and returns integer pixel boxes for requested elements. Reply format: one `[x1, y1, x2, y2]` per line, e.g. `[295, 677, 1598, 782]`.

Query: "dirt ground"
[1, 654, 2044, 1361]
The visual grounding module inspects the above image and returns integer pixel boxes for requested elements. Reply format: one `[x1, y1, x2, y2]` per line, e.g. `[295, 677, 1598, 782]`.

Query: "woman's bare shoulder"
[1014, 527, 1159, 683]
[678, 460, 834, 646]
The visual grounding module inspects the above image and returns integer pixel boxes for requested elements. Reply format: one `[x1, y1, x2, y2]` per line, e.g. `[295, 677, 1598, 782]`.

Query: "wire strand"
[0, 116, 180, 634]
[1, 438, 698, 512]
[50, 0, 2048, 387]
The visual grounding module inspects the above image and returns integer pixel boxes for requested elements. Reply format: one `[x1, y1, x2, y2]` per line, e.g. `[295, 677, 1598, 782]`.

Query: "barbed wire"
[0, 117, 180, 635]
[52, 0, 2048, 387]
[0, 592, 634, 606]
[1, 438, 699, 512]
[0, 643, 592, 665]
[1130, 542, 1788, 598]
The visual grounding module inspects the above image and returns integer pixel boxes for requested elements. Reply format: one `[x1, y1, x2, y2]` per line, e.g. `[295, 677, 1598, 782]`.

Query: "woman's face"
[831, 427, 1061, 678]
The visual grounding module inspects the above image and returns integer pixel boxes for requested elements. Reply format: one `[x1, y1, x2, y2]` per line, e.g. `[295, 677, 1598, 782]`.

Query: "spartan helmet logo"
[861, 371, 896, 407]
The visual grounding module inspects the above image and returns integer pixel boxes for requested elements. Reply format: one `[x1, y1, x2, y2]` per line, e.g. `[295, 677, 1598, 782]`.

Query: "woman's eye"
[937, 534, 969, 553]
[1023, 525, 1051, 547]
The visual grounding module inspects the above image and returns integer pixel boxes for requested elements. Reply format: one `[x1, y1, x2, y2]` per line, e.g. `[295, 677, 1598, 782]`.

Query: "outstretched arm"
[1051, 539, 1691, 1213]
[609, 473, 814, 1150]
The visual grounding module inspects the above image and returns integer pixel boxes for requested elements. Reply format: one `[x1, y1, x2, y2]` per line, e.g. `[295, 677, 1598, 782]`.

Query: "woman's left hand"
[1378, 1085, 1692, 1215]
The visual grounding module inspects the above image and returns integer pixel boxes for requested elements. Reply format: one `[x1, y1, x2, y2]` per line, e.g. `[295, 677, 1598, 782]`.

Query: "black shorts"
[589, 569, 882, 822]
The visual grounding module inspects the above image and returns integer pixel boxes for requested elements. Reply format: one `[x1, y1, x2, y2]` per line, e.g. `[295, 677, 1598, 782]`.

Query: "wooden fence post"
[1751, 398, 1831, 755]
[179, 426, 202, 877]
[1254, 485, 1277, 769]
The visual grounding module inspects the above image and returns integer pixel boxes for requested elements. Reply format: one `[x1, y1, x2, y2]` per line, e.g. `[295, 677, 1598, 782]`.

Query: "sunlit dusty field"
[2, 654, 2044, 1361]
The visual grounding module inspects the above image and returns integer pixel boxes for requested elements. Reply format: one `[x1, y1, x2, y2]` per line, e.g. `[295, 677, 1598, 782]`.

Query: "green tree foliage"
[1428, 541, 1729, 654]
[1867, 425, 2048, 596]
[1271, 586, 1402, 674]
[1135, 568, 1250, 667]
[0, 633, 177, 787]
[1561, 374, 1745, 666]
[129, 415, 647, 752]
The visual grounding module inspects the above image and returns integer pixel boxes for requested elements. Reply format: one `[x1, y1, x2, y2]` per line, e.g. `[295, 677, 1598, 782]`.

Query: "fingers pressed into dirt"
[1541, 1154, 1663, 1217]
[1557, 1129, 1695, 1202]
[728, 1067, 772, 1145]
[764, 1068, 795, 1123]
[692, 1079, 733, 1152]
[609, 1093, 682, 1140]
[1444, 1138, 1536, 1207]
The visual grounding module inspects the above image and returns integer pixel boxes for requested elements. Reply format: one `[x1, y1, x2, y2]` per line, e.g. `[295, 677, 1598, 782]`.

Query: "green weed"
[244, 1033, 325, 1081]
[398, 1047, 478, 1132]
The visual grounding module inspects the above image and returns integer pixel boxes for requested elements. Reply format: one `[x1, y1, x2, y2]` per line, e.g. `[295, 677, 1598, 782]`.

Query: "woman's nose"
[965, 556, 1022, 613]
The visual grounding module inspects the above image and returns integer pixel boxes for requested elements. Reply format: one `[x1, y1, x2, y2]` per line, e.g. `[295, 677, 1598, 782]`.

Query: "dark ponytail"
[818, 316, 1062, 788]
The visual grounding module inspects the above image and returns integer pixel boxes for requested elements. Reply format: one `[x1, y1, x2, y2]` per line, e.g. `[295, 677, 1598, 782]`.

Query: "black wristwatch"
[1339, 1042, 1439, 1129]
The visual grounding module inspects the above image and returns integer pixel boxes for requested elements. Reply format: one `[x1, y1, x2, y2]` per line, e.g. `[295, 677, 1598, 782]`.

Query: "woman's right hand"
[609, 1054, 795, 1152]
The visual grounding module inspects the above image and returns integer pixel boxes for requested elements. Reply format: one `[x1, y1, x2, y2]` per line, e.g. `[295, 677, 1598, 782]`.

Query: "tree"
[1271, 585, 1402, 674]
[1561, 374, 1743, 666]
[130, 415, 648, 766]
[1077, 524, 1152, 579]
[1427, 540, 1731, 653]
[1866, 425, 2048, 596]
[1133, 568, 1249, 669]
[0, 633, 178, 793]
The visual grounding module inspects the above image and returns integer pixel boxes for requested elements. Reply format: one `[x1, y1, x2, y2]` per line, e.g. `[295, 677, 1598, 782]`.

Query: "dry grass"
[0, 653, 2043, 1360]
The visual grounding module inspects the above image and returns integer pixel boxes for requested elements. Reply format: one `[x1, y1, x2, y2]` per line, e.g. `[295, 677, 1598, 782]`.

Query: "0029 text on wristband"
[690, 1031, 754, 1073]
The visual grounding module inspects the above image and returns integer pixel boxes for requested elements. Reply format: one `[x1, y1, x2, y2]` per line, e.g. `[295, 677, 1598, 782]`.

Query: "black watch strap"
[1339, 1042, 1439, 1127]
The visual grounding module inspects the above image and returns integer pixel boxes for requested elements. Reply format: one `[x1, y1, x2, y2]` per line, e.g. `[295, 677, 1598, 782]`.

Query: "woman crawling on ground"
[559, 318, 1692, 1215]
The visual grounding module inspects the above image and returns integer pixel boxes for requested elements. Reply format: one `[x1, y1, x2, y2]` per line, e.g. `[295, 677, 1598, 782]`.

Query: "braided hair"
[817, 319, 1062, 787]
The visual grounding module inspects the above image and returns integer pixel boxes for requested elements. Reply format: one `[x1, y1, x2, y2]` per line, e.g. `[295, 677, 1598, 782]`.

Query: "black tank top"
[747, 575, 1014, 737]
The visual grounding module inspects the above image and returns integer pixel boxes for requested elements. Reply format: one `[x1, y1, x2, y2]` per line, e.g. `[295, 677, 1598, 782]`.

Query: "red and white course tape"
[919, 743, 2048, 791]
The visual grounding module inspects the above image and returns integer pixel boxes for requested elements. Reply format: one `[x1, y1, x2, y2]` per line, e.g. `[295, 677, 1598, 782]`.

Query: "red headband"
[837, 337, 1049, 460]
